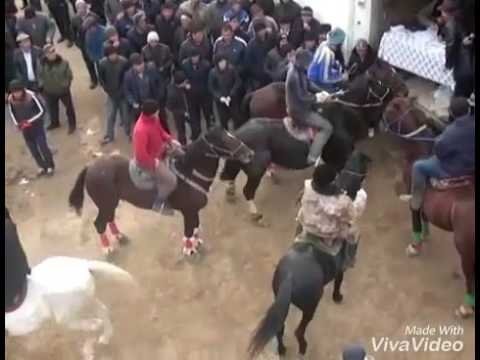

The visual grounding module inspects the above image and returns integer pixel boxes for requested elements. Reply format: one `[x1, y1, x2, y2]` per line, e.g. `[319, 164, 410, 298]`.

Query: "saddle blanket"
[430, 176, 473, 190]
[283, 117, 314, 143]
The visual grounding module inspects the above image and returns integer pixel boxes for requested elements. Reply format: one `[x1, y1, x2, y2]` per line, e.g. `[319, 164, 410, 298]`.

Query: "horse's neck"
[343, 77, 368, 103]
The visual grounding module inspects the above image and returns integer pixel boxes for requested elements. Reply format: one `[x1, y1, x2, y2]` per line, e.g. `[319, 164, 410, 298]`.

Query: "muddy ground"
[5, 32, 475, 360]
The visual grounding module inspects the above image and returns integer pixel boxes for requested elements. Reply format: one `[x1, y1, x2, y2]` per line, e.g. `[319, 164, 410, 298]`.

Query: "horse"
[247, 151, 372, 359]
[68, 126, 254, 258]
[5, 256, 135, 359]
[382, 97, 475, 318]
[239, 60, 409, 132]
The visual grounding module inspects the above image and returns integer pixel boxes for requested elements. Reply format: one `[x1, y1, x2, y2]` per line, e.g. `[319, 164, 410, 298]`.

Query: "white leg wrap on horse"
[248, 200, 258, 214]
[95, 299, 113, 345]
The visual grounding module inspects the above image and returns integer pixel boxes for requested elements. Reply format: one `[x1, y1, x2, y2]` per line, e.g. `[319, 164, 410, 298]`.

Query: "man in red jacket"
[133, 99, 182, 213]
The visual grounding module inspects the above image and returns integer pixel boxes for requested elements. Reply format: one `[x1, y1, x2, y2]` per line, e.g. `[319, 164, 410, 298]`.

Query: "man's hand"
[133, 103, 140, 109]
[316, 92, 331, 103]
[225, 96, 231, 106]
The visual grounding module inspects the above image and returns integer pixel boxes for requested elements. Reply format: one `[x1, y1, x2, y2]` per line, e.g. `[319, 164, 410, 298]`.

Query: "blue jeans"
[411, 156, 449, 209]
[105, 96, 128, 140]
[22, 121, 55, 170]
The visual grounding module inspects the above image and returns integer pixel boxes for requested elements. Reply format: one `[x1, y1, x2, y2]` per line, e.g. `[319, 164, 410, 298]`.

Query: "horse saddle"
[430, 176, 474, 191]
[129, 160, 156, 190]
[283, 117, 315, 143]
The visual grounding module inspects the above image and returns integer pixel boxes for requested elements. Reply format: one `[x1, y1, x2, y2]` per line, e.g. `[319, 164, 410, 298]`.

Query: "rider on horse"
[286, 48, 332, 165]
[308, 27, 347, 92]
[132, 99, 184, 213]
[296, 164, 367, 269]
[409, 97, 474, 237]
[5, 208, 31, 313]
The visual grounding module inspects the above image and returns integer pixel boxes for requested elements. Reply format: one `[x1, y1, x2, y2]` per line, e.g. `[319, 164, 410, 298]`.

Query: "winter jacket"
[71, 12, 94, 49]
[444, 18, 474, 80]
[208, 64, 241, 101]
[223, 8, 250, 29]
[290, 17, 322, 49]
[255, 0, 275, 16]
[273, 0, 301, 24]
[245, 37, 275, 83]
[181, 58, 212, 98]
[264, 46, 290, 82]
[8, 90, 45, 127]
[123, 66, 164, 108]
[178, 0, 208, 25]
[16, 14, 55, 48]
[434, 114, 475, 176]
[155, 15, 179, 51]
[5, 218, 30, 310]
[104, 0, 123, 24]
[308, 42, 344, 86]
[166, 83, 188, 114]
[204, 0, 230, 38]
[178, 37, 212, 63]
[142, 0, 162, 24]
[142, 43, 173, 79]
[13, 47, 42, 87]
[247, 16, 279, 39]
[133, 112, 172, 171]
[85, 24, 107, 62]
[103, 37, 132, 59]
[213, 36, 247, 68]
[126, 27, 149, 53]
[38, 56, 73, 95]
[97, 55, 129, 99]
[286, 61, 322, 125]
[114, 13, 135, 38]
[346, 46, 377, 80]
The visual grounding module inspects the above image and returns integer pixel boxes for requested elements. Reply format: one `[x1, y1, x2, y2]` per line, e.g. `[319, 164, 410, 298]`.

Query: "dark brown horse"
[68, 127, 254, 258]
[382, 97, 475, 317]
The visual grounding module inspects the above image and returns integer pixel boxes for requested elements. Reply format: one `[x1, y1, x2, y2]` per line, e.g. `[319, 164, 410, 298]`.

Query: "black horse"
[248, 151, 372, 359]
[68, 127, 254, 258]
[220, 61, 407, 224]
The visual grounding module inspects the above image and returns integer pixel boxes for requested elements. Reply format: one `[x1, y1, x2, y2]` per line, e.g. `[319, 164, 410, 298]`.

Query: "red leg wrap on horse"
[109, 222, 120, 236]
[101, 233, 110, 247]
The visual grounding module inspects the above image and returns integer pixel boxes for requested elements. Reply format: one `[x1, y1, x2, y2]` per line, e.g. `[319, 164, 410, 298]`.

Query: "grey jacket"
[16, 14, 55, 48]
[97, 56, 129, 99]
[104, 0, 123, 24]
[285, 63, 321, 124]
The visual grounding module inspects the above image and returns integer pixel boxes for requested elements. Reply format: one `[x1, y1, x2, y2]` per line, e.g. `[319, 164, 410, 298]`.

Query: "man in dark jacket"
[208, 55, 243, 129]
[142, 31, 173, 83]
[178, 24, 212, 63]
[39, 44, 77, 133]
[273, 0, 301, 24]
[103, 25, 132, 59]
[346, 39, 376, 80]
[286, 48, 332, 165]
[98, 45, 129, 144]
[410, 97, 474, 215]
[204, 0, 230, 41]
[166, 70, 191, 145]
[155, 1, 179, 52]
[245, 21, 275, 90]
[123, 53, 166, 137]
[45, 0, 73, 47]
[114, 0, 138, 38]
[7, 80, 55, 176]
[213, 23, 247, 72]
[264, 36, 294, 82]
[181, 49, 213, 139]
[143, 0, 162, 24]
[13, 33, 42, 92]
[84, 14, 107, 72]
[290, 6, 322, 49]
[16, 6, 55, 48]
[127, 11, 151, 53]
[71, 0, 98, 89]
[5, 211, 31, 313]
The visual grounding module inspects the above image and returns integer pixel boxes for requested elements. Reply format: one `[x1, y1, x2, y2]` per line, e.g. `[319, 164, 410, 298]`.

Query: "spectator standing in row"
[247, 4, 278, 39]
[166, 70, 191, 145]
[143, 0, 162, 24]
[16, 6, 55, 49]
[224, 0, 250, 33]
[204, 0, 230, 41]
[45, 0, 73, 47]
[104, 0, 123, 25]
[178, 0, 208, 26]
[127, 11, 151, 53]
[213, 23, 247, 72]
[273, 0, 301, 25]
[228, 13, 250, 43]
[98, 45, 129, 144]
[84, 14, 107, 79]
[245, 21, 275, 90]
[85, 0, 107, 25]
[7, 80, 55, 176]
[181, 48, 213, 139]
[115, 0, 137, 38]
[178, 24, 212, 63]
[208, 54, 242, 129]
[39, 44, 77, 133]
[173, 13, 193, 58]
[13, 33, 42, 92]
[71, 0, 98, 89]
[298, 30, 318, 57]
[264, 36, 294, 82]
[290, 6, 322, 49]
[103, 25, 132, 59]
[142, 31, 174, 83]
[346, 39, 377, 80]
[155, 1, 179, 52]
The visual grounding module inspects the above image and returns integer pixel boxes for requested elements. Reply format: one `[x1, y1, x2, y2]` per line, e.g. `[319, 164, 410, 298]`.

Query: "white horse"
[5, 256, 136, 358]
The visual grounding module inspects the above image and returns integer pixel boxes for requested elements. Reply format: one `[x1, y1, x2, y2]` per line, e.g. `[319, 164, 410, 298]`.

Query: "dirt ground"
[5, 32, 475, 360]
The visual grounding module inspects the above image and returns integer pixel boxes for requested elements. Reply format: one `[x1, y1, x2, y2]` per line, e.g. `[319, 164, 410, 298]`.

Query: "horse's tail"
[248, 274, 293, 359]
[88, 260, 136, 286]
[69, 167, 87, 215]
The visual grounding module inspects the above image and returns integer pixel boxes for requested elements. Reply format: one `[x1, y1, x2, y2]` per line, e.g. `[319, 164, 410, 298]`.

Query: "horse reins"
[201, 135, 249, 160]
[328, 83, 390, 109]
[382, 107, 435, 142]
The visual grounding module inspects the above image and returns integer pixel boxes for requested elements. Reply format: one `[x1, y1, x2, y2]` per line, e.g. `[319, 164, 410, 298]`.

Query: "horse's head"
[382, 96, 430, 139]
[203, 126, 254, 164]
[367, 60, 409, 99]
[336, 150, 372, 199]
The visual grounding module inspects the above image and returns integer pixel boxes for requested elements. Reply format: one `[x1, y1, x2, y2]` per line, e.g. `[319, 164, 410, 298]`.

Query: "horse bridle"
[201, 134, 250, 159]
[382, 106, 434, 142]
[329, 75, 391, 109]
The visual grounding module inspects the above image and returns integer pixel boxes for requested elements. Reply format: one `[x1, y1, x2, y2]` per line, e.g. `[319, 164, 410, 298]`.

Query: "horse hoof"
[406, 244, 421, 257]
[103, 248, 116, 262]
[333, 292, 344, 304]
[455, 305, 474, 318]
[117, 234, 130, 246]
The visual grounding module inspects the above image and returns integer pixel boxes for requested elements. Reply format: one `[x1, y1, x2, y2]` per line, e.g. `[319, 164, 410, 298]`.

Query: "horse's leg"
[220, 160, 242, 200]
[181, 210, 201, 256]
[244, 152, 270, 224]
[294, 307, 315, 357]
[276, 324, 287, 356]
[454, 236, 475, 318]
[332, 271, 344, 304]
[406, 209, 424, 257]
[94, 209, 115, 259]
[94, 299, 113, 345]
[108, 221, 129, 246]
